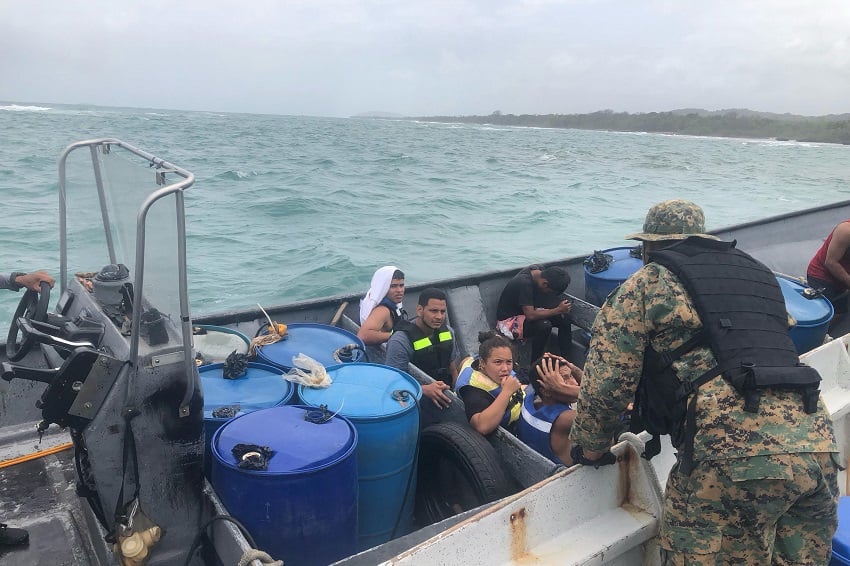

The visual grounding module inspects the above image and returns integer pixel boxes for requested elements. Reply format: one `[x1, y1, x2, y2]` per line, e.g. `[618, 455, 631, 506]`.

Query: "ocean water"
[1, 102, 849, 326]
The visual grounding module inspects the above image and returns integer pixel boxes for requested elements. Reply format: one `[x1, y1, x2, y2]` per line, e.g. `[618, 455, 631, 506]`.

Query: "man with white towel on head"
[358, 266, 407, 346]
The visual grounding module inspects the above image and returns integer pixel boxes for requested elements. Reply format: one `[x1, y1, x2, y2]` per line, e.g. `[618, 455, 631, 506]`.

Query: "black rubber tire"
[415, 421, 515, 524]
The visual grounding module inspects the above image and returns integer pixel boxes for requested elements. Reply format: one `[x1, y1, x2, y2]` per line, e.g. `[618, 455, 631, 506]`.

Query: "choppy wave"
[0, 103, 849, 324]
[214, 169, 260, 180]
[0, 104, 51, 112]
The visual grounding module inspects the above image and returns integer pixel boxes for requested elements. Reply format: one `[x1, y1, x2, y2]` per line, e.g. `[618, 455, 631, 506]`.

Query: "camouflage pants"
[659, 452, 839, 565]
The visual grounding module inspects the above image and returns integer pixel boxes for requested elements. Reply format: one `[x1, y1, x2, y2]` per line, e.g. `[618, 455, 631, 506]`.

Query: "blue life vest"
[518, 387, 571, 464]
[455, 358, 524, 428]
[379, 297, 406, 328]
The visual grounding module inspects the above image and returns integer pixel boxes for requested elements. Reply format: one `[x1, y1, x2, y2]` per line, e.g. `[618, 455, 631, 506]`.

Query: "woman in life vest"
[455, 331, 525, 435]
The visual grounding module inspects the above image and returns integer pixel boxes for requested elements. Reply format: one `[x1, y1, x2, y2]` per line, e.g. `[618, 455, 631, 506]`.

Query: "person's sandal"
[0, 523, 29, 547]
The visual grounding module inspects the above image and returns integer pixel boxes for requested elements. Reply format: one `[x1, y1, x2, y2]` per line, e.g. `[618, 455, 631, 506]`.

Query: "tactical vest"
[379, 297, 406, 329]
[455, 358, 524, 427]
[399, 320, 454, 385]
[631, 237, 821, 474]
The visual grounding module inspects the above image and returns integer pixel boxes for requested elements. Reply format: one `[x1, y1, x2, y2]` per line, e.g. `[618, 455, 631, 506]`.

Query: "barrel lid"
[213, 405, 357, 473]
[194, 325, 250, 364]
[776, 276, 834, 327]
[584, 247, 643, 281]
[299, 363, 422, 419]
[256, 323, 364, 368]
[201, 362, 293, 420]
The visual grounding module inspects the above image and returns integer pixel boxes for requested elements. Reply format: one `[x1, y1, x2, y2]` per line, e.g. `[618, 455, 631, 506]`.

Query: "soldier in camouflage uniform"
[570, 200, 839, 565]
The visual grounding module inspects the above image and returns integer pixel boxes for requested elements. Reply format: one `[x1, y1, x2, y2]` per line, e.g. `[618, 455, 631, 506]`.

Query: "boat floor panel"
[0, 451, 100, 565]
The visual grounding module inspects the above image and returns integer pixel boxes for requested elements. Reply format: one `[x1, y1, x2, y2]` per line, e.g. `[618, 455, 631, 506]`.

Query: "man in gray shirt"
[385, 288, 460, 410]
[0, 271, 54, 292]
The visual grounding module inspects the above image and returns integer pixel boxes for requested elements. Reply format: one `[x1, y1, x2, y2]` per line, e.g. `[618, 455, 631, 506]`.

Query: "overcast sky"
[2, 1, 849, 117]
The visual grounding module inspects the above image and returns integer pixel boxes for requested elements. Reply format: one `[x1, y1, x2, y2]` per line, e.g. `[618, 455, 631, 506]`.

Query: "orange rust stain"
[510, 507, 528, 562]
[618, 449, 632, 506]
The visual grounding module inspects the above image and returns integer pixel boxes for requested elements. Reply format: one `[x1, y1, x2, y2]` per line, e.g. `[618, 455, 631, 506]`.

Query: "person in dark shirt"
[495, 265, 572, 362]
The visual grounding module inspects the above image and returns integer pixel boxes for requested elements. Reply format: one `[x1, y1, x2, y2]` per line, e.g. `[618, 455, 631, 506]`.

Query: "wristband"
[9, 272, 26, 291]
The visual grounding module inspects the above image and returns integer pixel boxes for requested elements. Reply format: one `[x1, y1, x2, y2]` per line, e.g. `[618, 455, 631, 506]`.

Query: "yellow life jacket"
[455, 357, 524, 427]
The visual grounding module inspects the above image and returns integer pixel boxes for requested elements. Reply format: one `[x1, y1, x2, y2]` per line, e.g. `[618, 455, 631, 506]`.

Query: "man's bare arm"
[521, 300, 572, 321]
[824, 222, 850, 290]
[357, 307, 393, 345]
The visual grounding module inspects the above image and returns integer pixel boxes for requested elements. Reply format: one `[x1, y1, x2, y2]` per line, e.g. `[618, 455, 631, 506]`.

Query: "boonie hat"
[626, 199, 718, 242]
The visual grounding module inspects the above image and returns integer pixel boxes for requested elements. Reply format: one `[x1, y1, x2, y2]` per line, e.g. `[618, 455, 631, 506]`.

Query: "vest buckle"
[675, 379, 695, 400]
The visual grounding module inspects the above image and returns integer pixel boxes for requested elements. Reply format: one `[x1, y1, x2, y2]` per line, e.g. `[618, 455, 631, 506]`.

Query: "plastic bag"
[283, 353, 332, 388]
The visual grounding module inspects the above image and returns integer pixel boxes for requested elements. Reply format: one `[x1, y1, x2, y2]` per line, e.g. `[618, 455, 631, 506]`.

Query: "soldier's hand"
[570, 445, 617, 469]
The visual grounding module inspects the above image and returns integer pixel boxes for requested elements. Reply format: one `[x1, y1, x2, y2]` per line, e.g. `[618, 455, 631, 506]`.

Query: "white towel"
[359, 265, 402, 324]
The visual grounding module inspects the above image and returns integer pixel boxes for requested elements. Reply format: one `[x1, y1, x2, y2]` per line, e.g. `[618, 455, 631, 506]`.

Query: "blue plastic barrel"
[584, 247, 643, 307]
[832, 497, 850, 565]
[299, 363, 422, 550]
[200, 362, 294, 476]
[776, 275, 834, 354]
[193, 324, 250, 365]
[255, 323, 365, 371]
[211, 405, 358, 566]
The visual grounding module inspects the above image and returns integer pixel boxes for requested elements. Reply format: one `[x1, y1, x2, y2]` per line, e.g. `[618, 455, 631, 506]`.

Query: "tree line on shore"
[413, 109, 850, 144]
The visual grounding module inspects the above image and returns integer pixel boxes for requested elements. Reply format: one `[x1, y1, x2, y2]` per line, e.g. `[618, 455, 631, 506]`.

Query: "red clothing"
[807, 220, 850, 288]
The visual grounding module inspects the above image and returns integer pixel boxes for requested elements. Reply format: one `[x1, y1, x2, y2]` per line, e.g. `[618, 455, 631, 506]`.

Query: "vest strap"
[657, 329, 708, 371]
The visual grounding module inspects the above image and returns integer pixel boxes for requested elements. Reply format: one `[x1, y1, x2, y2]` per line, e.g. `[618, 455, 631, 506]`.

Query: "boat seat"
[445, 286, 491, 359]
[339, 313, 361, 336]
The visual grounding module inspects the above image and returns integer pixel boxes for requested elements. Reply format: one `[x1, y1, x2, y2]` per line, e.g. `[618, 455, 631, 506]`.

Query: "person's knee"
[524, 319, 552, 337]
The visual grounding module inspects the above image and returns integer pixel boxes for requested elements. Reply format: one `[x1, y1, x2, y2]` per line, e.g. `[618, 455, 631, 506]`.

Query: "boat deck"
[0, 428, 99, 565]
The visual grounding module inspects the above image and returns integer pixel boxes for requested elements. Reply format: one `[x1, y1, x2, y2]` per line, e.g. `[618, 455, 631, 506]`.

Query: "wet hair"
[392, 269, 405, 280]
[528, 355, 547, 394]
[418, 287, 447, 306]
[540, 266, 570, 294]
[477, 330, 513, 362]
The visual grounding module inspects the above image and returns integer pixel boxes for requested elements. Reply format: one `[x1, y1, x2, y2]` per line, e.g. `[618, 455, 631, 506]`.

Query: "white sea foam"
[0, 104, 51, 112]
[1, 105, 848, 323]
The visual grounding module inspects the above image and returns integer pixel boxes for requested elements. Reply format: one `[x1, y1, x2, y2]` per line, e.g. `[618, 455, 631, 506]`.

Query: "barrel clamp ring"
[304, 404, 334, 424]
[392, 389, 412, 407]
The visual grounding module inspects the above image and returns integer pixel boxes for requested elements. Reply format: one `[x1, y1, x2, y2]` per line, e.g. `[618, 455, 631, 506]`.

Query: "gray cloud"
[2, 0, 848, 116]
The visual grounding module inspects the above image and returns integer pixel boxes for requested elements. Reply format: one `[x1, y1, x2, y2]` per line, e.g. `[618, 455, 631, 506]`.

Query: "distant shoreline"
[408, 109, 850, 145]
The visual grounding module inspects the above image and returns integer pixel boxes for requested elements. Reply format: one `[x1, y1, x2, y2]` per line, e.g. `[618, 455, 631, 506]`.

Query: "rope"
[0, 441, 73, 469]
[249, 331, 283, 356]
[238, 549, 283, 566]
[250, 304, 288, 356]
[333, 343, 364, 363]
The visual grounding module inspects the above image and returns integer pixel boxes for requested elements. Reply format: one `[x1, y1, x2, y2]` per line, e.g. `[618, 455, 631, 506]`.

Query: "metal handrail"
[58, 139, 196, 417]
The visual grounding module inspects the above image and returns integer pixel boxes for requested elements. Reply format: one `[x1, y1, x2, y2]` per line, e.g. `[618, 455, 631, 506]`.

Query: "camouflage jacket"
[570, 262, 837, 460]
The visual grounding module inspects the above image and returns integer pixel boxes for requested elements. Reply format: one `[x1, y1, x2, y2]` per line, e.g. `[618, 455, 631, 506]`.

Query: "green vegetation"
[413, 109, 850, 144]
